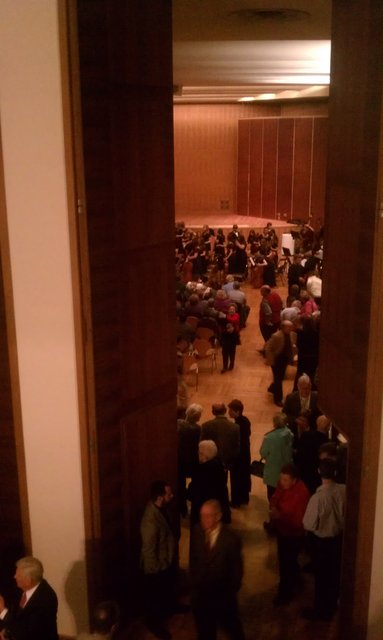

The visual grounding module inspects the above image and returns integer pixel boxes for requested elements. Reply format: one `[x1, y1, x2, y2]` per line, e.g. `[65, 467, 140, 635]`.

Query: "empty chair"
[195, 326, 215, 343]
[182, 353, 199, 390]
[192, 337, 217, 374]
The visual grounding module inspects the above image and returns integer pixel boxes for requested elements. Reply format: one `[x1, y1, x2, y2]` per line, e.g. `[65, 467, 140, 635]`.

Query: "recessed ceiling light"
[258, 93, 276, 100]
[238, 96, 256, 102]
[229, 8, 311, 21]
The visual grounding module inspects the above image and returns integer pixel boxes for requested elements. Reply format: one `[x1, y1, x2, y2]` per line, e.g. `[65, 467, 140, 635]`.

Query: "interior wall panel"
[318, 2, 383, 638]
[276, 118, 295, 219]
[75, 0, 176, 609]
[292, 117, 313, 219]
[311, 117, 328, 224]
[173, 102, 324, 216]
[237, 116, 328, 222]
[237, 120, 251, 215]
[248, 120, 264, 216]
[261, 118, 279, 219]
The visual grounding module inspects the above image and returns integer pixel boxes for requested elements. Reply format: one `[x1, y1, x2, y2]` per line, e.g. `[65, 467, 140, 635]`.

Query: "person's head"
[293, 254, 302, 263]
[215, 289, 227, 300]
[198, 440, 218, 463]
[279, 463, 299, 490]
[227, 303, 237, 314]
[200, 499, 223, 532]
[228, 399, 244, 418]
[297, 374, 312, 397]
[319, 458, 338, 481]
[92, 600, 120, 637]
[185, 403, 203, 424]
[296, 410, 311, 433]
[316, 414, 331, 434]
[150, 481, 173, 507]
[15, 557, 43, 591]
[212, 402, 226, 416]
[188, 293, 199, 306]
[233, 281, 240, 290]
[226, 274, 234, 283]
[260, 285, 271, 298]
[318, 442, 338, 461]
[292, 300, 302, 310]
[281, 320, 293, 334]
[176, 406, 186, 420]
[289, 284, 300, 298]
[273, 413, 287, 430]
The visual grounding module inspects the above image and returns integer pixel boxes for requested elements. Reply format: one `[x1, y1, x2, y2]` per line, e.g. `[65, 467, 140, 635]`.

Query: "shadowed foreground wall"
[74, 0, 177, 609]
[319, 2, 383, 639]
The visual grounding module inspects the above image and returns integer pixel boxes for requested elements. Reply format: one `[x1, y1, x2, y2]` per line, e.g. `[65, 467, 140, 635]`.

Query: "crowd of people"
[166, 219, 347, 640]
[139, 383, 346, 639]
[175, 219, 323, 288]
[141, 398, 252, 639]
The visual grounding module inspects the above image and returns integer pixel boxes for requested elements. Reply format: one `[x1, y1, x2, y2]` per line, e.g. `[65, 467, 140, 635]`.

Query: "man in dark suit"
[283, 373, 320, 429]
[200, 403, 239, 470]
[0, 556, 58, 640]
[190, 500, 245, 640]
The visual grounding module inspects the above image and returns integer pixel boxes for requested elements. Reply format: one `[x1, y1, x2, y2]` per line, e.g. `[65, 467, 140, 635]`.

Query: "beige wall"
[173, 101, 328, 217]
[0, 1, 88, 636]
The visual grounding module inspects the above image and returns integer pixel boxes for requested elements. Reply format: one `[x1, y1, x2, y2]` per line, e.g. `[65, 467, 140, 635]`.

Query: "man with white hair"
[282, 374, 320, 429]
[177, 404, 203, 516]
[0, 556, 58, 640]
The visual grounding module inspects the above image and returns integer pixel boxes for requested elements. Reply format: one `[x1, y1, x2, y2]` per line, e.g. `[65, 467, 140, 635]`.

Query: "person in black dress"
[189, 440, 231, 527]
[228, 399, 251, 507]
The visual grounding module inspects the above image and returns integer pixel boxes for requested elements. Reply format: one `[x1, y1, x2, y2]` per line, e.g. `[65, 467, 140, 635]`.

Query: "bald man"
[265, 321, 295, 407]
[190, 500, 245, 640]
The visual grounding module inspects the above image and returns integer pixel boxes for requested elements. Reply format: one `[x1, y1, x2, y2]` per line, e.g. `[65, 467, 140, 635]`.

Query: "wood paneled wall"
[74, 0, 176, 609]
[173, 101, 328, 216]
[319, 1, 383, 638]
[237, 116, 328, 222]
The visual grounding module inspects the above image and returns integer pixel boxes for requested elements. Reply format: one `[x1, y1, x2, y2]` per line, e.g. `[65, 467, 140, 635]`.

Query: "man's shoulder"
[268, 330, 283, 344]
[34, 579, 57, 602]
[218, 525, 242, 550]
[141, 501, 159, 523]
[284, 390, 299, 404]
[201, 418, 218, 430]
[202, 416, 229, 429]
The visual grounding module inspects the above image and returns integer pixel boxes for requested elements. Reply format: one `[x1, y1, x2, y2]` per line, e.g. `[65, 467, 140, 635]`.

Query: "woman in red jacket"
[270, 463, 310, 605]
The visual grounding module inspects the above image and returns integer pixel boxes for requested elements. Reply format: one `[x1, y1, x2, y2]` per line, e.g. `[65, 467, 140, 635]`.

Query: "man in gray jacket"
[140, 481, 177, 639]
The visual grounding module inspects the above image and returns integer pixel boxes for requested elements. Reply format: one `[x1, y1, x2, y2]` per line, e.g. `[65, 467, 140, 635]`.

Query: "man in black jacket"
[190, 500, 245, 639]
[0, 556, 58, 640]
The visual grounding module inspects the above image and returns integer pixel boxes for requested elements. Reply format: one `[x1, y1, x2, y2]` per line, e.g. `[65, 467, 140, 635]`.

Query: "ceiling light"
[258, 93, 276, 100]
[229, 9, 311, 21]
[238, 96, 256, 102]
